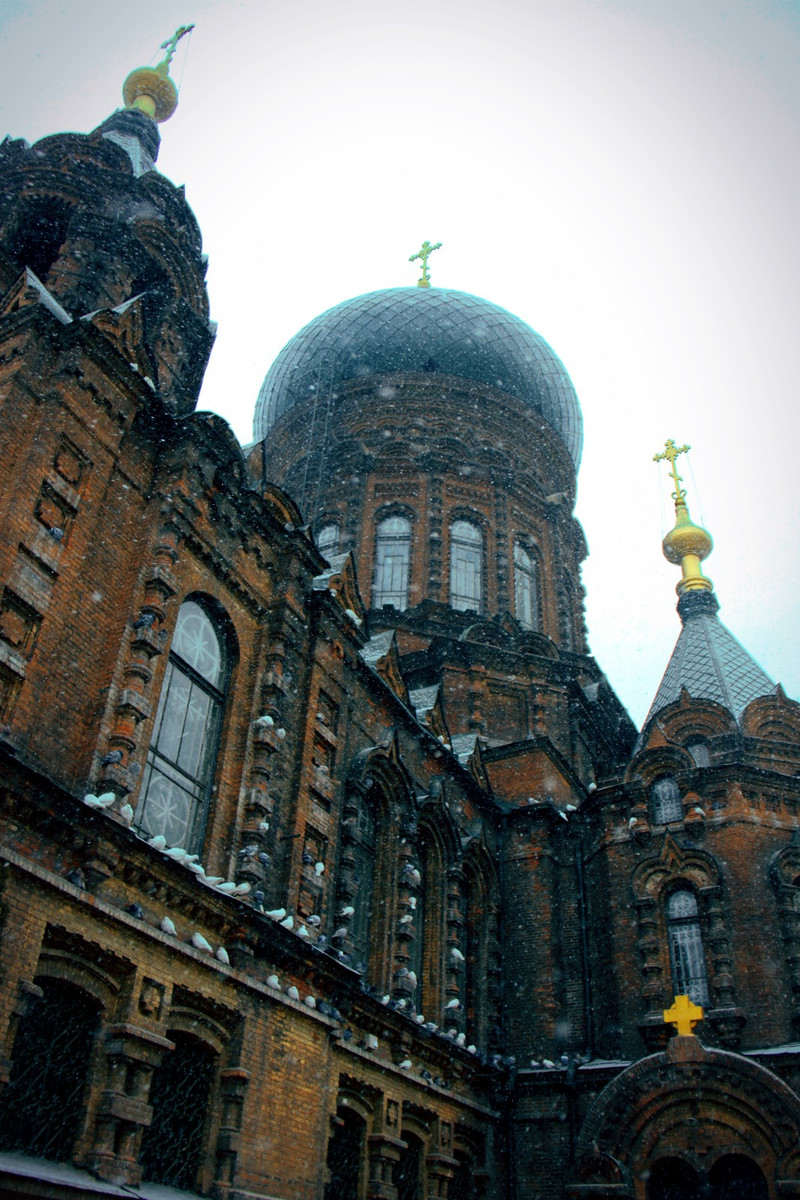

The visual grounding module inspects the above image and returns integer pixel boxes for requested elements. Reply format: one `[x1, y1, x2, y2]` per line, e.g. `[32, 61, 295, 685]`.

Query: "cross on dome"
[409, 240, 442, 288]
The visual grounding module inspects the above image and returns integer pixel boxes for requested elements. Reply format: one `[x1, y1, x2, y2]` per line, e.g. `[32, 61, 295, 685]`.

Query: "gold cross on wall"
[409, 241, 442, 288]
[663, 993, 704, 1036]
[653, 439, 691, 502]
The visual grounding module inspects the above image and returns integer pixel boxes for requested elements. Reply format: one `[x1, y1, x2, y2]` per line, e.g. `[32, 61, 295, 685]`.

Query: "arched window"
[9, 197, 72, 283]
[372, 516, 411, 610]
[324, 1106, 366, 1200]
[350, 790, 377, 971]
[136, 599, 230, 850]
[140, 1032, 215, 1189]
[461, 867, 487, 1048]
[666, 889, 710, 1007]
[514, 541, 540, 631]
[650, 776, 682, 824]
[396, 1131, 423, 1200]
[317, 523, 339, 562]
[687, 739, 711, 767]
[406, 847, 426, 1010]
[708, 1154, 768, 1200]
[0, 979, 100, 1163]
[450, 520, 482, 613]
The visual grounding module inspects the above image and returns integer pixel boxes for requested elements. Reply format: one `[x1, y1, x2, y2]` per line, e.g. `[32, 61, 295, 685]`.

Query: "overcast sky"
[2, 0, 798, 726]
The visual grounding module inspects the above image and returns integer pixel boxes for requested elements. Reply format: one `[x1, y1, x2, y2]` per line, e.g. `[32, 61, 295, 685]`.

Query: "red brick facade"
[0, 100, 798, 1200]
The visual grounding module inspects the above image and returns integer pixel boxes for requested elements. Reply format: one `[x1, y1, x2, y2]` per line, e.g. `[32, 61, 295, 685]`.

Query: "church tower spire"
[653, 439, 713, 596]
[639, 440, 774, 733]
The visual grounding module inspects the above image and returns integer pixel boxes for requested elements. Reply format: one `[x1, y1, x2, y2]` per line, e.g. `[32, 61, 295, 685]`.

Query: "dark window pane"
[0, 980, 99, 1163]
[324, 1108, 365, 1200]
[141, 1033, 215, 1189]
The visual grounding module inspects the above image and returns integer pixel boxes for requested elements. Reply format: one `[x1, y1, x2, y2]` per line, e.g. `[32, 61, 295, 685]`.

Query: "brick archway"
[568, 1038, 800, 1198]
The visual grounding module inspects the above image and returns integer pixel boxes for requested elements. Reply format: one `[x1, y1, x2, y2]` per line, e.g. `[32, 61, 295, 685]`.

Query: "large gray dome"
[253, 287, 583, 465]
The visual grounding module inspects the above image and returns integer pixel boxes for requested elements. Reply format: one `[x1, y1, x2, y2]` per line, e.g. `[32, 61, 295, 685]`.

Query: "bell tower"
[0, 27, 213, 415]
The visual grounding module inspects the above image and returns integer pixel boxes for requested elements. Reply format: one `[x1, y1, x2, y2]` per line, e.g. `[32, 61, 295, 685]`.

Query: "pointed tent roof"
[641, 590, 774, 732]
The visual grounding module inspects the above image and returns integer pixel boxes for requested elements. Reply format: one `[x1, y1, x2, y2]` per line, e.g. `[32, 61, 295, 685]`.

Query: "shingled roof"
[641, 589, 774, 732]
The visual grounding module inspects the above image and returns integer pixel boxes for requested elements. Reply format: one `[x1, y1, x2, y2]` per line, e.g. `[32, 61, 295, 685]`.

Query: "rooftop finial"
[409, 240, 442, 288]
[653, 439, 713, 596]
[122, 25, 195, 124]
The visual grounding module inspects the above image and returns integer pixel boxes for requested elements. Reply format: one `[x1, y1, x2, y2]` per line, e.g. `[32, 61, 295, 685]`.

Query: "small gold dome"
[122, 64, 178, 123]
[662, 509, 713, 566]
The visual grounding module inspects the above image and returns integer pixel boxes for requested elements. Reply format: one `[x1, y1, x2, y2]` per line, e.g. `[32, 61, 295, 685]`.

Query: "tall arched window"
[513, 540, 540, 631]
[396, 1132, 423, 1200]
[140, 1033, 215, 1189]
[372, 516, 411, 610]
[650, 776, 683, 824]
[666, 889, 709, 1006]
[324, 1106, 366, 1200]
[316, 523, 339, 562]
[450, 520, 482, 613]
[406, 847, 426, 1010]
[350, 789, 377, 971]
[136, 599, 230, 850]
[0, 979, 100, 1163]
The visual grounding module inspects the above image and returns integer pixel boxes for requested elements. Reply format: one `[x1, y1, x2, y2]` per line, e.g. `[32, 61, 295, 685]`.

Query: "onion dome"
[253, 287, 583, 466]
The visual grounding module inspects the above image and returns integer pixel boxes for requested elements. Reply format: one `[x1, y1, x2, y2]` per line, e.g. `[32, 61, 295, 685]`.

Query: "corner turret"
[0, 27, 212, 416]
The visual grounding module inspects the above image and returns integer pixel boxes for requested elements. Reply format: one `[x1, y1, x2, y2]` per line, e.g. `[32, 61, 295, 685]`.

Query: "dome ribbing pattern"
[253, 287, 583, 465]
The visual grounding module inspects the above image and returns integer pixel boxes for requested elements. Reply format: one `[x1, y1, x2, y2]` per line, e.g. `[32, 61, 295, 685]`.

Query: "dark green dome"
[254, 287, 583, 465]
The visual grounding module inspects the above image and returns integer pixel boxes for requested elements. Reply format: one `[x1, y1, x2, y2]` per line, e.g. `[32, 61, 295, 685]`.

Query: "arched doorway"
[708, 1154, 768, 1200]
[648, 1156, 699, 1200]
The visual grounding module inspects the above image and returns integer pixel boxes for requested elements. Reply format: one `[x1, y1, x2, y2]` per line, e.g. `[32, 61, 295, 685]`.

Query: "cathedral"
[0, 37, 798, 1200]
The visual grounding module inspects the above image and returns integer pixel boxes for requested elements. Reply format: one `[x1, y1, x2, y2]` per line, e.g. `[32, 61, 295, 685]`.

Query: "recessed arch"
[570, 1042, 800, 1190]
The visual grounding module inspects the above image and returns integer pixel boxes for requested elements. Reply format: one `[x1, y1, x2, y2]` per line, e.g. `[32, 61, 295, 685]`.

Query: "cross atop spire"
[158, 25, 195, 70]
[123, 26, 195, 124]
[653, 438, 690, 502]
[409, 241, 442, 288]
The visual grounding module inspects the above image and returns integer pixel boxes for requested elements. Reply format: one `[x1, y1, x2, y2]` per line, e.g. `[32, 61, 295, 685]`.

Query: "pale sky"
[2, 0, 798, 726]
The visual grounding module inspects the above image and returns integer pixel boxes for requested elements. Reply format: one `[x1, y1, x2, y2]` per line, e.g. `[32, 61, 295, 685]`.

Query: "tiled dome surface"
[640, 591, 775, 734]
[254, 288, 582, 465]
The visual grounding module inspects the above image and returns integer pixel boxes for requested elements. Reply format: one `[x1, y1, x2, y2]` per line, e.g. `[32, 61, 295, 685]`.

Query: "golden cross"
[159, 25, 195, 69]
[663, 993, 704, 1036]
[653, 438, 691, 502]
[409, 241, 442, 289]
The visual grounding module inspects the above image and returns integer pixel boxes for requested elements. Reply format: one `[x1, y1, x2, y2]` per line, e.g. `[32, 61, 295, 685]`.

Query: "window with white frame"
[450, 520, 483, 612]
[514, 540, 540, 631]
[136, 599, 229, 850]
[651, 775, 683, 824]
[372, 515, 411, 610]
[316, 523, 339, 562]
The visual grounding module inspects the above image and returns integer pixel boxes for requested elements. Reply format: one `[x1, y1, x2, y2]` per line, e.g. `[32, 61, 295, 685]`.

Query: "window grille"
[513, 541, 540, 631]
[323, 1107, 365, 1200]
[140, 1032, 215, 1189]
[372, 516, 411, 610]
[0, 979, 100, 1163]
[651, 776, 683, 824]
[396, 1132, 423, 1200]
[135, 600, 228, 850]
[450, 521, 482, 613]
[666, 889, 710, 1007]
